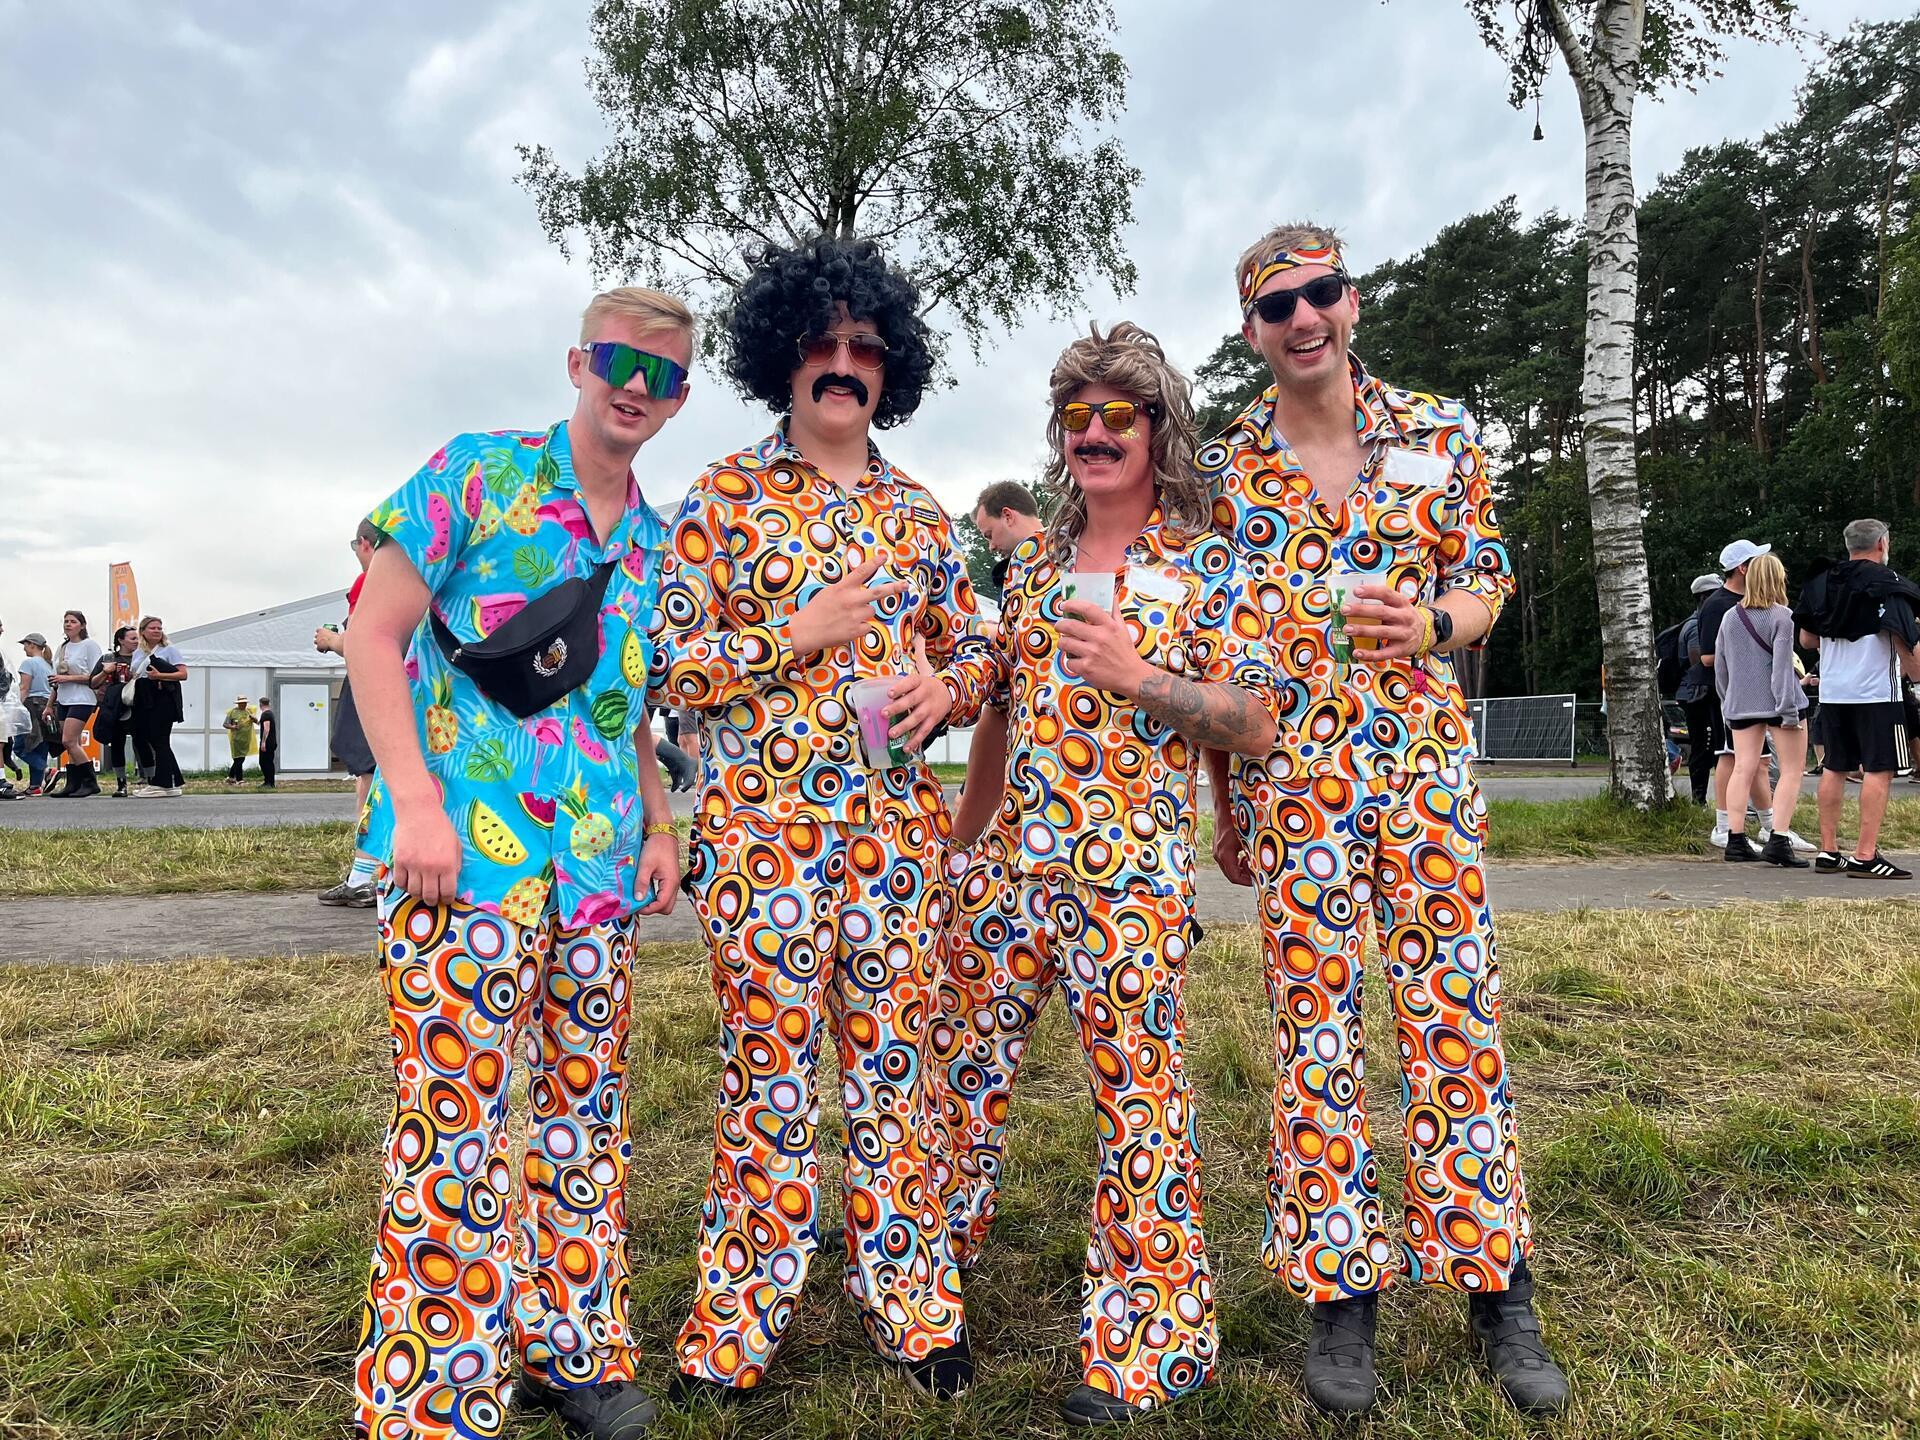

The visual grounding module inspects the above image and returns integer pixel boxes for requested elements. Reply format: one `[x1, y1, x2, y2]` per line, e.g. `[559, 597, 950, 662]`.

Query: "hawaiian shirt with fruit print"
[360, 421, 668, 928]
[649, 426, 994, 831]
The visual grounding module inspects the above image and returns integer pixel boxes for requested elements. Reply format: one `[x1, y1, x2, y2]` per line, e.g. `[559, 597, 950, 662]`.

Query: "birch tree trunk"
[1544, 0, 1671, 809]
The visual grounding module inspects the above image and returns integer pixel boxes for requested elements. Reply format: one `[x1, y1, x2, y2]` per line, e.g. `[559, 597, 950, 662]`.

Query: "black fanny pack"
[430, 559, 617, 719]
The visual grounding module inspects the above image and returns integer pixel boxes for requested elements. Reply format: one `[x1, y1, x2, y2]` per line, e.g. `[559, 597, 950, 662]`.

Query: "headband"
[1238, 237, 1349, 312]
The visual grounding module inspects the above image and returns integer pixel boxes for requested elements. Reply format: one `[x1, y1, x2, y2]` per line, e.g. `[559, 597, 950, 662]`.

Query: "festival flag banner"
[109, 562, 140, 630]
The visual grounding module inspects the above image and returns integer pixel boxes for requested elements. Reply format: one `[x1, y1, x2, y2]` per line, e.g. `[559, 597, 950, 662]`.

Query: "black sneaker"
[1761, 834, 1809, 868]
[1468, 1263, 1569, 1414]
[1844, 852, 1912, 880]
[893, 1332, 974, 1399]
[520, 1377, 658, 1438]
[1722, 832, 1760, 863]
[1304, 1292, 1378, 1415]
[1814, 851, 1844, 873]
[1060, 1383, 1159, 1427]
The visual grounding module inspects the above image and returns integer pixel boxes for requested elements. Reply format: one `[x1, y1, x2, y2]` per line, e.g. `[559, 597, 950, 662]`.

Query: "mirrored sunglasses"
[583, 341, 689, 399]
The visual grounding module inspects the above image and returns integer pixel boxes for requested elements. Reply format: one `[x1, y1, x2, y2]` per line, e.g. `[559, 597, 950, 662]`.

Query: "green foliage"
[518, 0, 1141, 346]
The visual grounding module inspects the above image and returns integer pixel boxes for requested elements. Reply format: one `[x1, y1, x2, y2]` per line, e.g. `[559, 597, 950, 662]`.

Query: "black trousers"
[259, 747, 277, 786]
[134, 713, 183, 789]
[227, 754, 247, 781]
[1680, 694, 1724, 805]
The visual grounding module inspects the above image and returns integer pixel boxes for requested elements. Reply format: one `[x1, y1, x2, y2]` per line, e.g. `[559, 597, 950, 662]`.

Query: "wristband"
[644, 821, 677, 838]
[1413, 607, 1437, 659]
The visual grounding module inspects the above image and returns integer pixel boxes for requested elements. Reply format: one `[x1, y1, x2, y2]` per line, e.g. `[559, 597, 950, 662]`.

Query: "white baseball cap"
[1719, 539, 1771, 571]
[1690, 573, 1722, 595]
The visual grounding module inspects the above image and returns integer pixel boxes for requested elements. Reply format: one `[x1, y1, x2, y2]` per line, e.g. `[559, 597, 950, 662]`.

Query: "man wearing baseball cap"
[1675, 574, 1727, 807]
[1698, 540, 1813, 853]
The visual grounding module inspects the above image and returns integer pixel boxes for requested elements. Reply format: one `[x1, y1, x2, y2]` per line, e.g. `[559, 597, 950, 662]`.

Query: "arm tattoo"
[1135, 671, 1270, 753]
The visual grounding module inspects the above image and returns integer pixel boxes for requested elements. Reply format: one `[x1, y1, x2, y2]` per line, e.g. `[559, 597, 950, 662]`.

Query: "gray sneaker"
[318, 879, 377, 908]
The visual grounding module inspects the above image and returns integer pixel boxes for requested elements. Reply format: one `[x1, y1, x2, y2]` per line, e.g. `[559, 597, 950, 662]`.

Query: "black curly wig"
[725, 236, 936, 430]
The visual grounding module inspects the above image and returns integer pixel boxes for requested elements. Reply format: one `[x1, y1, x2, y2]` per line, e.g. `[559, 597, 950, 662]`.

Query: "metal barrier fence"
[1468, 694, 1579, 765]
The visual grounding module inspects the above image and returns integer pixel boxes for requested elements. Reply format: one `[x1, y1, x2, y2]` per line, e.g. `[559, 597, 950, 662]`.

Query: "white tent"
[170, 591, 349, 774]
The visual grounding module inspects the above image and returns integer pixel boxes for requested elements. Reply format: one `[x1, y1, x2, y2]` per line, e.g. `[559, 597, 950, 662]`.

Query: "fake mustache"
[812, 372, 870, 406]
[1073, 442, 1123, 462]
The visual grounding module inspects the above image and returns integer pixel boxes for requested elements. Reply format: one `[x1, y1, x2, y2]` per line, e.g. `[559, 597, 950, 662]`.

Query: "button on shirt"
[361, 422, 667, 928]
[982, 518, 1282, 897]
[650, 428, 993, 829]
[1200, 356, 1513, 783]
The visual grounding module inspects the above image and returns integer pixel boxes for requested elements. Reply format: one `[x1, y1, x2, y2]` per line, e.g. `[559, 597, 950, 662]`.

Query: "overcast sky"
[1, 0, 1910, 639]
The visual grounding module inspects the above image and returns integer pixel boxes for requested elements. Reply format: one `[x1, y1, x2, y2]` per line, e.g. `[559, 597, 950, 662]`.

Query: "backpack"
[1655, 622, 1687, 698]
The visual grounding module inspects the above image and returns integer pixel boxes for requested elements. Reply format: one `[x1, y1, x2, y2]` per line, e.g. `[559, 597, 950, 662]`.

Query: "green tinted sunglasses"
[583, 341, 689, 399]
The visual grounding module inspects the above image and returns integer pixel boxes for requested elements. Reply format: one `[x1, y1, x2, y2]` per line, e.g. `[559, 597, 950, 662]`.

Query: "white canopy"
[171, 591, 350, 672]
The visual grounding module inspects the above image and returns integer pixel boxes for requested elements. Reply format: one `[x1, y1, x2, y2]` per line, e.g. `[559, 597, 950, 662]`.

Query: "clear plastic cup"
[1064, 570, 1116, 613]
[849, 676, 915, 770]
[1326, 566, 1368, 663]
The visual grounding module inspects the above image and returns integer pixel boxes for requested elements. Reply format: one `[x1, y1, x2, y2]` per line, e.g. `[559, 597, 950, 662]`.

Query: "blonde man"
[929, 323, 1280, 1424]
[1201, 223, 1567, 1415]
[347, 287, 693, 1440]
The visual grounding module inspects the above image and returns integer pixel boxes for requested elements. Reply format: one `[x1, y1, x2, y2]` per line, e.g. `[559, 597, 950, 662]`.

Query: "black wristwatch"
[1429, 606, 1455, 651]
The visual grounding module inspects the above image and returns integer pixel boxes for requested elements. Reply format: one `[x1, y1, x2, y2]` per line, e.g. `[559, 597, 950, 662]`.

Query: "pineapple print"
[499, 874, 550, 926]
[505, 483, 540, 535]
[472, 498, 504, 542]
[425, 674, 458, 754]
[561, 782, 614, 860]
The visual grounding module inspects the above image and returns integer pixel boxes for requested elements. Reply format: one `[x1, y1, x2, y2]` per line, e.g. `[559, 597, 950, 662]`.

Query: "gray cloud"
[0, 0, 1905, 639]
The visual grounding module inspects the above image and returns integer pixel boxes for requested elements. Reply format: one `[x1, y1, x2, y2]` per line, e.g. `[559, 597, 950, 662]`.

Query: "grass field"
[2, 903, 1917, 1438]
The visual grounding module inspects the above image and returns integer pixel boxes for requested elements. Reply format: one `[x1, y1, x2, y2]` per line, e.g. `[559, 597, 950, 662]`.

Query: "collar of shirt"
[1239, 354, 1407, 473]
[544, 420, 648, 559]
[759, 424, 897, 494]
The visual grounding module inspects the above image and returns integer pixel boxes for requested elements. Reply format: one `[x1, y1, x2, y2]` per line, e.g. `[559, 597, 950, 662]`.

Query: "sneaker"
[892, 1332, 974, 1400]
[1844, 853, 1912, 880]
[1709, 823, 1730, 848]
[131, 784, 169, 798]
[1776, 828, 1817, 854]
[165, 786, 184, 796]
[318, 879, 377, 908]
[1304, 1292, 1378, 1415]
[1060, 1384, 1161, 1427]
[1815, 851, 1845, 873]
[519, 1376, 658, 1438]
[1761, 834, 1809, 868]
[1723, 832, 1760, 863]
[1468, 1264, 1569, 1414]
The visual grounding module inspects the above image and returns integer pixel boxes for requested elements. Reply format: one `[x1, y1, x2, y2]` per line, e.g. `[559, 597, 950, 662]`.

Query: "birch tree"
[1465, 0, 1795, 809]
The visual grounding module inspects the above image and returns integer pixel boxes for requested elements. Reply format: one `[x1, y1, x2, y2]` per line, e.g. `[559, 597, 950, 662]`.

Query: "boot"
[1722, 831, 1759, 862]
[1468, 1260, 1570, 1414]
[57, 761, 99, 798]
[1304, 1292, 1378, 1414]
[1761, 833, 1808, 868]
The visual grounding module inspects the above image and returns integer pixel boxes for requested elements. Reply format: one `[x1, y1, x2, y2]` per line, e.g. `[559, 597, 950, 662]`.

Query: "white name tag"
[1380, 447, 1453, 489]
[1125, 565, 1184, 603]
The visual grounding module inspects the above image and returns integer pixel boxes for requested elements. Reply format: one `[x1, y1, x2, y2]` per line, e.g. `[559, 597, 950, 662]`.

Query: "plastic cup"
[1326, 566, 1368, 663]
[1064, 570, 1116, 613]
[849, 677, 915, 770]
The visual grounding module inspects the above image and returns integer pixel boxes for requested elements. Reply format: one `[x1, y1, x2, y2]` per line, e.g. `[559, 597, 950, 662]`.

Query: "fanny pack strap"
[1734, 604, 1769, 652]
[429, 558, 617, 666]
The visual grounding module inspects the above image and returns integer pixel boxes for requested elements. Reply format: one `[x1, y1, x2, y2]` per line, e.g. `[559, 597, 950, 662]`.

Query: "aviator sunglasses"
[1058, 399, 1159, 433]
[796, 331, 890, 371]
[582, 341, 689, 399]
[1250, 272, 1350, 325]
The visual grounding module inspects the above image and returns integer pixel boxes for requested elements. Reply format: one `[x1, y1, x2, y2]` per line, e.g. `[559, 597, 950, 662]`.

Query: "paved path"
[1, 855, 1905, 967]
[0, 774, 1608, 833]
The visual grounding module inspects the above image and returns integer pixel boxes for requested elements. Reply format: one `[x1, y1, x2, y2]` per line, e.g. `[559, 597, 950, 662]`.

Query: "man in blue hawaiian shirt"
[345, 287, 692, 1440]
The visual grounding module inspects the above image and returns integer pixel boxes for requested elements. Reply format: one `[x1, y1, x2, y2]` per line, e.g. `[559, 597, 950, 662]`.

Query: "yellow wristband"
[1415, 606, 1437, 658]
[644, 821, 677, 838]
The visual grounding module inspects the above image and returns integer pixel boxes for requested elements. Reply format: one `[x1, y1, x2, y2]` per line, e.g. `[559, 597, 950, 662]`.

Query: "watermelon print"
[358, 420, 668, 927]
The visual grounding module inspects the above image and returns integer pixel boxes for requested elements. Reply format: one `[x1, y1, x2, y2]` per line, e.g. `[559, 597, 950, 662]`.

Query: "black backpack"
[1655, 622, 1687, 698]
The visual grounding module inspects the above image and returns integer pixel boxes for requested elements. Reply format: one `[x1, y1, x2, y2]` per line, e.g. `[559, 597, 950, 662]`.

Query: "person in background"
[15, 632, 55, 795]
[257, 696, 277, 787]
[1795, 517, 1920, 878]
[128, 616, 189, 798]
[652, 704, 695, 791]
[0, 617, 15, 793]
[1675, 573, 1726, 806]
[88, 625, 140, 798]
[50, 610, 103, 797]
[222, 695, 255, 784]
[971, 480, 1046, 601]
[1713, 554, 1809, 867]
[317, 522, 381, 906]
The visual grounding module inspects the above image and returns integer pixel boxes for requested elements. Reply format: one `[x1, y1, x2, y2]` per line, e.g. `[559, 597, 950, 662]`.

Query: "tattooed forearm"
[1134, 672, 1276, 754]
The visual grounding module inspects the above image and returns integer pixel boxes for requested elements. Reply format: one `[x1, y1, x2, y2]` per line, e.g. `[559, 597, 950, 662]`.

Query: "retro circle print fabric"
[355, 894, 641, 1440]
[1200, 357, 1514, 786]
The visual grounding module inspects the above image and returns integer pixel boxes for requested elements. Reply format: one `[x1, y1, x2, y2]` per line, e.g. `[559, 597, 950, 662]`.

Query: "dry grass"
[3, 903, 1919, 1438]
